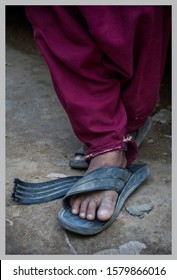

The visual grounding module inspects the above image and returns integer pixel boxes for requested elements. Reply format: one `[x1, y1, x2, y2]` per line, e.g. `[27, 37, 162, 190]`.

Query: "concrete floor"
[6, 15, 171, 255]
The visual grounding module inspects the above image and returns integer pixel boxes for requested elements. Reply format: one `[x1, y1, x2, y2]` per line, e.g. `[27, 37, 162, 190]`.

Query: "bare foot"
[70, 150, 127, 221]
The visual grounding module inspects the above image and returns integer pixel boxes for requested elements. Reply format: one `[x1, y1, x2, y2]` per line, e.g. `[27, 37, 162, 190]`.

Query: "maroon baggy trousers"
[26, 6, 171, 164]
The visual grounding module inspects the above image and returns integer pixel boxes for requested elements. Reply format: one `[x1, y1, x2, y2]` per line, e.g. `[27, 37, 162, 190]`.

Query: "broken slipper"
[58, 163, 150, 235]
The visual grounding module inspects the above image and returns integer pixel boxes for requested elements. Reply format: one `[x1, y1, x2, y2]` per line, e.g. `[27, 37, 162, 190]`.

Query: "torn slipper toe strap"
[12, 176, 82, 204]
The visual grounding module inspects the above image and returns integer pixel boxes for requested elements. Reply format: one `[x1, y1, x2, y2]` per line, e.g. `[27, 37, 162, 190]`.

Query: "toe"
[79, 199, 89, 219]
[70, 196, 81, 215]
[86, 199, 98, 220]
[97, 191, 118, 221]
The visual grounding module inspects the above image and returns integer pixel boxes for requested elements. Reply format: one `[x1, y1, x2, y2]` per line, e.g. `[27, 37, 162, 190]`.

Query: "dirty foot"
[70, 150, 127, 221]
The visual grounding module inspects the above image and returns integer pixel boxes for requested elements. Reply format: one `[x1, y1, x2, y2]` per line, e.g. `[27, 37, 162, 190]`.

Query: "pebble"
[152, 109, 171, 124]
[94, 241, 146, 255]
[6, 219, 14, 226]
[125, 202, 153, 218]
[47, 173, 67, 178]
[147, 139, 154, 144]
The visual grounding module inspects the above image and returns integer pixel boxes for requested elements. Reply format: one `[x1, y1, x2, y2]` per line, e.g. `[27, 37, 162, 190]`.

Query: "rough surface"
[6, 13, 171, 255]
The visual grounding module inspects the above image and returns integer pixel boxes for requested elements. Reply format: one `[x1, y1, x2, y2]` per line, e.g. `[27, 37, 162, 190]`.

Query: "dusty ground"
[6, 11, 171, 255]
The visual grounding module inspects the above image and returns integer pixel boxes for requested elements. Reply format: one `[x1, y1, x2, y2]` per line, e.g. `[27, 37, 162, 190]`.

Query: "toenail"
[71, 209, 78, 215]
[87, 214, 94, 220]
[79, 212, 86, 219]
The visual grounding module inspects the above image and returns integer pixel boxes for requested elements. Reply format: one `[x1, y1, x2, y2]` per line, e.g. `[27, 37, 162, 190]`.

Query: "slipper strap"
[63, 166, 131, 207]
[74, 146, 87, 156]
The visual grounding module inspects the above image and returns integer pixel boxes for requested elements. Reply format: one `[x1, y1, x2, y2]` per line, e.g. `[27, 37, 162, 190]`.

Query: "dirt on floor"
[6, 9, 171, 255]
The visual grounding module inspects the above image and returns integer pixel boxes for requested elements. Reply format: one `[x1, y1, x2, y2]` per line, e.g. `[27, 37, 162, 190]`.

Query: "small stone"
[152, 109, 171, 124]
[164, 134, 171, 138]
[94, 241, 146, 255]
[41, 115, 50, 120]
[125, 202, 153, 218]
[147, 139, 154, 144]
[6, 219, 14, 226]
[47, 173, 67, 178]
[119, 241, 147, 255]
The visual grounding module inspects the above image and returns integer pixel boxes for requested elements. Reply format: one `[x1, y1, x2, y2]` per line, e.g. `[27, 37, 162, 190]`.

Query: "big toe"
[97, 191, 118, 221]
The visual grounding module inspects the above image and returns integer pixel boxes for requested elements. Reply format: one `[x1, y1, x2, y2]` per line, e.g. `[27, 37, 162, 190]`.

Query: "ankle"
[86, 150, 127, 174]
